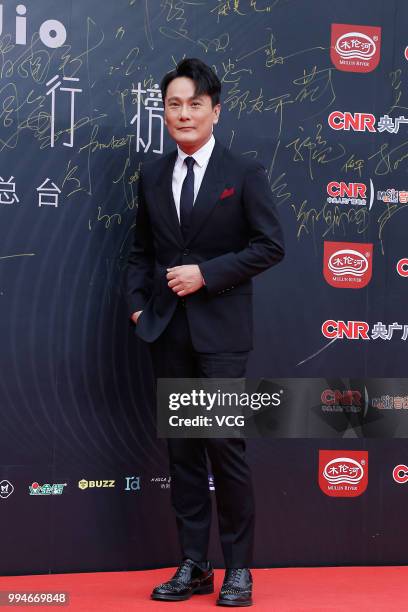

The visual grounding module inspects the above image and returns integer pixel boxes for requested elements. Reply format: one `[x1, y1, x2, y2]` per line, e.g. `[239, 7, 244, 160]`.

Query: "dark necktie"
[179, 156, 195, 239]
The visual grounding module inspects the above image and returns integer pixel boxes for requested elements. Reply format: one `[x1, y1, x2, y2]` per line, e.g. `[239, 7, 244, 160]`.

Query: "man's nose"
[179, 105, 191, 119]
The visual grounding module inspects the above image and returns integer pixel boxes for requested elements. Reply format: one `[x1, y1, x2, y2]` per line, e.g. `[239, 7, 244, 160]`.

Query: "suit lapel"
[154, 150, 184, 245]
[153, 139, 226, 247]
[185, 139, 225, 245]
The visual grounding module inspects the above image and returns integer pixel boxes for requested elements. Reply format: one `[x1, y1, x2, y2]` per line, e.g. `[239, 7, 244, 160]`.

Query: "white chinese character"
[0, 176, 19, 204]
[386, 322, 403, 340]
[393, 116, 408, 134]
[130, 83, 164, 154]
[371, 322, 388, 340]
[37, 178, 61, 207]
[377, 115, 396, 133]
[46, 75, 82, 148]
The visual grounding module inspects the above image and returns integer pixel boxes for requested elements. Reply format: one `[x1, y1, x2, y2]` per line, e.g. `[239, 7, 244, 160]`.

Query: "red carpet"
[1, 566, 407, 611]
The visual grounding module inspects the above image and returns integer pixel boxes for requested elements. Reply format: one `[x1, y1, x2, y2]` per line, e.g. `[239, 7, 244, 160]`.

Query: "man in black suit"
[126, 58, 284, 607]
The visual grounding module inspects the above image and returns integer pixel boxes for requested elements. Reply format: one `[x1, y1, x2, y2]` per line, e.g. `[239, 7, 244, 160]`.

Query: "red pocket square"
[220, 187, 235, 200]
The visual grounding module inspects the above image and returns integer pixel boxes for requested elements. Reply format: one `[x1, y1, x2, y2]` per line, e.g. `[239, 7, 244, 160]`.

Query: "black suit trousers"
[149, 300, 255, 568]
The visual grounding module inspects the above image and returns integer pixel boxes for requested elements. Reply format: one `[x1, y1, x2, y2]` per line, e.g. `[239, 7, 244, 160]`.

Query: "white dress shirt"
[172, 133, 215, 221]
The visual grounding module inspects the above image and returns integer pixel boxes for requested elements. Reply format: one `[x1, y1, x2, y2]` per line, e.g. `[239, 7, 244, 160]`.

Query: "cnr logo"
[322, 320, 369, 339]
[321, 389, 362, 406]
[393, 464, 408, 484]
[328, 111, 376, 132]
[327, 182, 367, 198]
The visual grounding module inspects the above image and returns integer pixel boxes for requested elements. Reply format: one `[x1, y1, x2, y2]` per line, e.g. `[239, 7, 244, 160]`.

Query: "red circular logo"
[393, 464, 408, 483]
[397, 258, 408, 277]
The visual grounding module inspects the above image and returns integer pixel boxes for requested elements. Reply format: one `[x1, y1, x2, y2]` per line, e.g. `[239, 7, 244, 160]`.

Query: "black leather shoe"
[151, 558, 214, 601]
[216, 568, 253, 607]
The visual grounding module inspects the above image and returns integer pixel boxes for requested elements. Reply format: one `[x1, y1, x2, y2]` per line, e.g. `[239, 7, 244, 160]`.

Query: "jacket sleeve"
[125, 172, 155, 317]
[199, 162, 285, 295]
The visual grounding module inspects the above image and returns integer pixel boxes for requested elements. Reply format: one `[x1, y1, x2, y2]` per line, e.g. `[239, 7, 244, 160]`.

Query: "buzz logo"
[0, 4, 67, 48]
[124, 476, 141, 492]
[78, 479, 115, 490]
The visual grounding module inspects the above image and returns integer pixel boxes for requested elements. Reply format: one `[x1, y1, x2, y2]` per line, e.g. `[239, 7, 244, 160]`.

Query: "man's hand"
[167, 265, 205, 296]
[131, 310, 143, 324]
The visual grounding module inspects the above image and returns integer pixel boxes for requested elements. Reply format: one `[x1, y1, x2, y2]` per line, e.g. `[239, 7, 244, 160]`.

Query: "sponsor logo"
[322, 320, 369, 339]
[328, 111, 376, 132]
[319, 450, 368, 497]
[322, 320, 408, 341]
[331, 24, 381, 72]
[328, 112, 408, 134]
[405, 47, 408, 62]
[150, 476, 170, 490]
[372, 395, 408, 410]
[393, 465, 408, 484]
[323, 242, 373, 288]
[78, 479, 115, 490]
[125, 476, 141, 491]
[0, 3, 67, 48]
[208, 474, 215, 491]
[0, 479, 14, 499]
[326, 180, 374, 209]
[321, 389, 363, 413]
[29, 482, 66, 495]
[377, 189, 408, 204]
[397, 259, 408, 277]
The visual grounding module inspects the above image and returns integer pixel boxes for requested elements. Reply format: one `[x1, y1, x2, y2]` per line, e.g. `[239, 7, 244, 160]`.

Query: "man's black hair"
[160, 58, 221, 107]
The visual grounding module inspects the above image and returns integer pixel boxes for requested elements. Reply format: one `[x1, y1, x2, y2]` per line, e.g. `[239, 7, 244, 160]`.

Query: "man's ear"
[213, 104, 221, 125]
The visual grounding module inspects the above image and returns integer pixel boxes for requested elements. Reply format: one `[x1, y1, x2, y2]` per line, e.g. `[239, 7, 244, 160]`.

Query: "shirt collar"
[176, 133, 215, 168]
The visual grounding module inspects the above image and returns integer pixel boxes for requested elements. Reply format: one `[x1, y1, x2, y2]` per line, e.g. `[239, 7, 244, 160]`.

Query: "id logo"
[319, 450, 368, 497]
[331, 24, 381, 72]
[323, 242, 373, 288]
[125, 476, 141, 492]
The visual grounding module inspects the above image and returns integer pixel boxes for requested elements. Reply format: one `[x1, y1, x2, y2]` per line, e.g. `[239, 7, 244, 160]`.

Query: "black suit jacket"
[126, 138, 284, 352]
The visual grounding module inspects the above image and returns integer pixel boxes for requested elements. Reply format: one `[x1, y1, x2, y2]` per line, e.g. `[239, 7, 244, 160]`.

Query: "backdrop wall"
[1, 0, 408, 575]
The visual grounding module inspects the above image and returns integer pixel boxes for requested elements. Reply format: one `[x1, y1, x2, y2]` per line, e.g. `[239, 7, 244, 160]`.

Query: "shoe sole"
[216, 599, 253, 607]
[151, 585, 214, 601]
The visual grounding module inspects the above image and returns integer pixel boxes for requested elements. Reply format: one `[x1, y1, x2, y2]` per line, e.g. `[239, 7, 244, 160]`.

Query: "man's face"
[164, 76, 221, 154]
